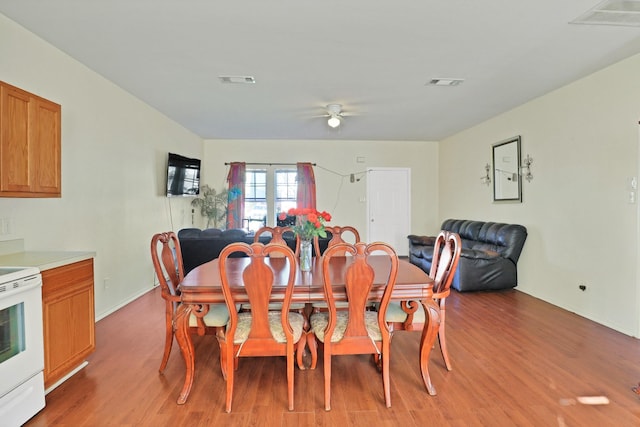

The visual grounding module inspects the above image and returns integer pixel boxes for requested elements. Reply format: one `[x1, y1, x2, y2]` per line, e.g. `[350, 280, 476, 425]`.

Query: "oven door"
[0, 275, 44, 398]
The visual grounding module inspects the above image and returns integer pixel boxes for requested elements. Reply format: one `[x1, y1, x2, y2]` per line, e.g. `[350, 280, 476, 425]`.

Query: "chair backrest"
[429, 231, 462, 297]
[253, 226, 292, 245]
[321, 242, 398, 343]
[253, 226, 296, 257]
[150, 231, 183, 306]
[321, 226, 361, 256]
[218, 242, 297, 345]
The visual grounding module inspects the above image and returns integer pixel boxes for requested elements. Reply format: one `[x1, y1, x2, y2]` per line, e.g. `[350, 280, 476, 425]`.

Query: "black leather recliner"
[408, 219, 527, 292]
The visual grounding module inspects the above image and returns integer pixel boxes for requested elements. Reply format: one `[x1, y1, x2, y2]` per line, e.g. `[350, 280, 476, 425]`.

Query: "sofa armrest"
[408, 235, 436, 246]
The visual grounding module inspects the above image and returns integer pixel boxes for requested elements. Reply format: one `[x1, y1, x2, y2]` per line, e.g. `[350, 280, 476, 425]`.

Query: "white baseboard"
[45, 361, 89, 395]
[95, 286, 156, 322]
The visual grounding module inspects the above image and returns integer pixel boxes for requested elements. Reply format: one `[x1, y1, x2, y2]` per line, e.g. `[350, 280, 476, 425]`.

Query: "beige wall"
[0, 14, 202, 319]
[200, 139, 440, 244]
[0, 12, 440, 319]
[3, 10, 640, 337]
[440, 53, 640, 336]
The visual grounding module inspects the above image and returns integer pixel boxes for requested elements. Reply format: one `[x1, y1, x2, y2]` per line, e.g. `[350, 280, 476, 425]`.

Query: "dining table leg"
[419, 298, 441, 395]
[174, 303, 195, 404]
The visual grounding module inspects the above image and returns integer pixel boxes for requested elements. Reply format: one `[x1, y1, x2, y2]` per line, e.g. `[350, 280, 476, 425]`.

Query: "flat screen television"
[166, 152, 201, 197]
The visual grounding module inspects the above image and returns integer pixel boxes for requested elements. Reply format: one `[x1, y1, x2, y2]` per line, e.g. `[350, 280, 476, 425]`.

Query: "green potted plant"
[191, 185, 228, 229]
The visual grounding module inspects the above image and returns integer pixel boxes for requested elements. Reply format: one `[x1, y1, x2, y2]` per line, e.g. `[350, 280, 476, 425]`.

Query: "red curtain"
[226, 162, 245, 229]
[296, 162, 316, 209]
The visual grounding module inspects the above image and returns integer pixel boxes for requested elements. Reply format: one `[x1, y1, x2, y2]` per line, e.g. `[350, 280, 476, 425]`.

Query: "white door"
[366, 168, 411, 256]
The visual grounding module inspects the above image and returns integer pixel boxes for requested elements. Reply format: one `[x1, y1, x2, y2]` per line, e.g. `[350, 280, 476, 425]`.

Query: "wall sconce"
[480, 163, 491, 186]
[521, 154, 533, 182]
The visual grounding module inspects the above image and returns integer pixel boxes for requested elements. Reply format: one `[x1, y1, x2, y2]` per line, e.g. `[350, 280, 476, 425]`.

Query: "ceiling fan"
[306, 103, 358, 128]
[325, 104, 344, 128]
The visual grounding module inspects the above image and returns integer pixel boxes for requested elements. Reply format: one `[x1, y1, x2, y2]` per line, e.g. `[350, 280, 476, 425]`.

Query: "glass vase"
[299, 238, 312, 272]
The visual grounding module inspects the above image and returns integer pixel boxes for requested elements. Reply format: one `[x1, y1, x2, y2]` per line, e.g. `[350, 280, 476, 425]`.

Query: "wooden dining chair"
[310, 225, 361, 257]
[311, 226, 363, 313]
[150, 232, 230, 373]
[253, 226, 297, 256]
[308, 242, 399, 410]
[325, 225, 360, 254]
[217, 242, 305, 412]
[384, 230, 461, 370]
[252, 226, 307, 366]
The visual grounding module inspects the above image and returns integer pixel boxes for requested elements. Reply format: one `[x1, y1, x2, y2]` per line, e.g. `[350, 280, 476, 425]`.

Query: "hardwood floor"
[26, 287, 640, 426]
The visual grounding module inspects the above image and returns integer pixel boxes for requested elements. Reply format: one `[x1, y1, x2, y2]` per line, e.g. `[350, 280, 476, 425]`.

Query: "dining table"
[174, 254, 440, 405]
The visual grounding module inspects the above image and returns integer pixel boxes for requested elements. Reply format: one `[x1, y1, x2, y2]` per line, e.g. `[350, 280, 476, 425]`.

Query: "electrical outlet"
[104, 277, 110, 290]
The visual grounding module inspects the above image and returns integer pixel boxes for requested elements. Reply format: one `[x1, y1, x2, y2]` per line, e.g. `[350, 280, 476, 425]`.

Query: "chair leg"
[306, 332, 318, 369]
[215, 333, 227, 379]
[372, 353, 382, 372]
[296, 335, 307, 370]
[438, 308, 452, 371]
[159, 326, 173, 373]
[297, 305, 311, 370]
[224, 345, 235, 413]
[323, 350, 331, 411]
[287, 346, 295, 411]
[381, 343, 391, 408]
[219, 346, 227, 380]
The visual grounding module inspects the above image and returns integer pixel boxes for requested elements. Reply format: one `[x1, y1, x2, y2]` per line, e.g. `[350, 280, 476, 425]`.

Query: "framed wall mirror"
[492, 136, 522, 202]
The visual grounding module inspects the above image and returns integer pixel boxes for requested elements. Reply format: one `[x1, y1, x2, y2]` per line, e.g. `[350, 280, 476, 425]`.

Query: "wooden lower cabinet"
[42, 258, 96, 389]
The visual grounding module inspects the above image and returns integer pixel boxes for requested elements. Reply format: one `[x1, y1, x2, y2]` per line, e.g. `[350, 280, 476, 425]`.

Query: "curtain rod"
[224, 162, 316, 166]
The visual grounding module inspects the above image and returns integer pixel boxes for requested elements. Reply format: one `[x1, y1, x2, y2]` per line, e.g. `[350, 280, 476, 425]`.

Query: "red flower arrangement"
[278, 208, 332, 240]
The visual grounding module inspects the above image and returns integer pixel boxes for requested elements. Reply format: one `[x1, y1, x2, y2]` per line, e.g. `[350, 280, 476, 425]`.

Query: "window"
[275, 170, 297, 214]
[243, 168, 297, 231]
[244, 170, 267, 231]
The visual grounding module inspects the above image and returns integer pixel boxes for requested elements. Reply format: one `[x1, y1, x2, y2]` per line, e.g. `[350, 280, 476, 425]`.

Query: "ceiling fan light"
[327, 116, 341, 128]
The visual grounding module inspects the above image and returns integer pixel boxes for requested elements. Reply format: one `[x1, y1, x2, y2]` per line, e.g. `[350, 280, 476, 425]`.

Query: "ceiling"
[2, 1, 640, 141]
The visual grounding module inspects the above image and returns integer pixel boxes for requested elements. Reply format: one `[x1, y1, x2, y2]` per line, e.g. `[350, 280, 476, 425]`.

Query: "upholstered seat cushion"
[188, 303, 231, 327]
[384, 301, 425, 324]
[232, 311, 304, 344]
[310, 301, 350, 309]
[310, 311, 382, 342]
[241, 302, 307, 311]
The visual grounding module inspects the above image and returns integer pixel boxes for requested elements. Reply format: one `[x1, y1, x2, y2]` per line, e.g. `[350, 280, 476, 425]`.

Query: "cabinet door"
[0, 81, 61, 197]
[0, 84, 32, 193]
[42, 259, 95, 389]
[32, 97, 61, 194]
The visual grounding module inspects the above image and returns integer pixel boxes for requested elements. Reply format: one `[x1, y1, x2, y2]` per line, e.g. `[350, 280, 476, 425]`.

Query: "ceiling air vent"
[427, 78, 464, 86]
[218, 76, 256, 84]
[571, 0, 640, 27]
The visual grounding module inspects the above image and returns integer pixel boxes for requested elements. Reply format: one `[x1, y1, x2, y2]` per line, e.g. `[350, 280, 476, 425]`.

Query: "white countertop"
[0, 251, 95, 271]
[0, 239, 95, 271]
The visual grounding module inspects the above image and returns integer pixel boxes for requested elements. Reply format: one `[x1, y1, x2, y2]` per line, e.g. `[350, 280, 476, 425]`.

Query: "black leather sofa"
[177, 228, 330, 275]
[408, 219, 527, 292]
